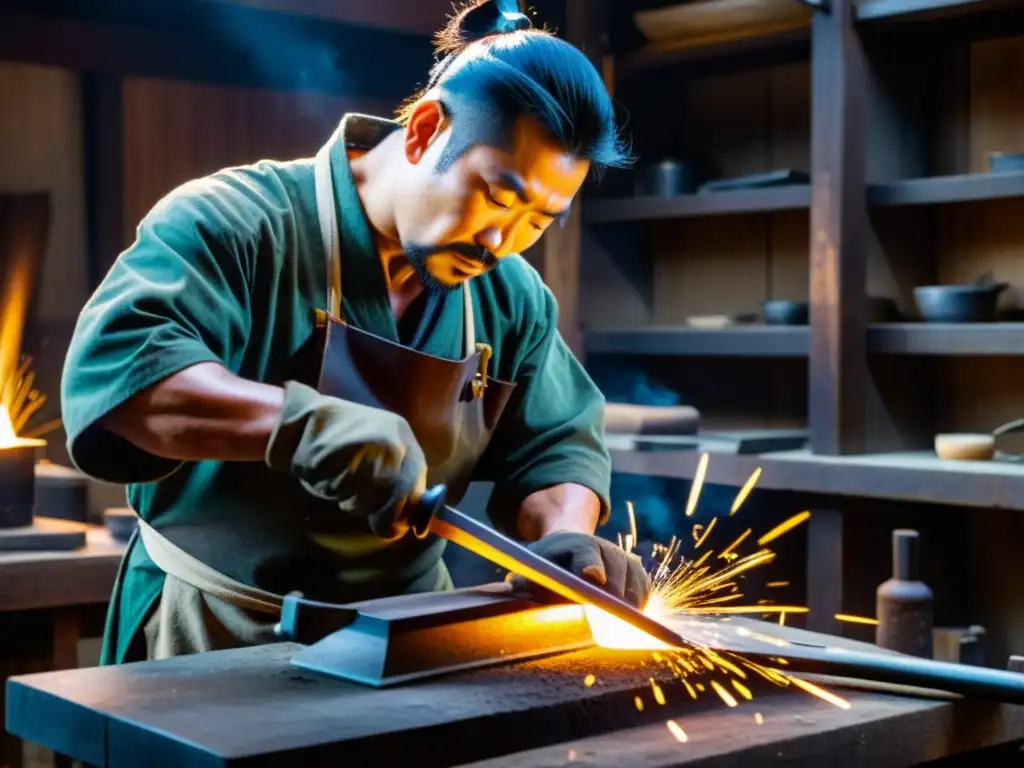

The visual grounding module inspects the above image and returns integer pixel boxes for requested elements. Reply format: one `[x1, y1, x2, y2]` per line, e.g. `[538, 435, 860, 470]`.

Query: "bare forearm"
[100, 362, 285, 462]
[516, 483, 601, 542]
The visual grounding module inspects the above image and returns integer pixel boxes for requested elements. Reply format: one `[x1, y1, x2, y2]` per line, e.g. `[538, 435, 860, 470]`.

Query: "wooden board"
[9, 637, 1024, 768]
[609, 447, 1024, 511]
[465, 679, 1024, 767]
[0, 525, 124, 612]
[9, 611, 1024, 767]
[0, 517, 85, 552]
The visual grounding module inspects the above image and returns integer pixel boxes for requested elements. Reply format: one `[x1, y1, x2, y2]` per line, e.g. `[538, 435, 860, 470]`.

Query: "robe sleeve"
[61, 175, 258, 484]
[475, 280, 612, 536]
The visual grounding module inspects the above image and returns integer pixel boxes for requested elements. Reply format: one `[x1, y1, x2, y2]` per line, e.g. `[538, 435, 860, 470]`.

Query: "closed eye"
[485, 189, 512, 210]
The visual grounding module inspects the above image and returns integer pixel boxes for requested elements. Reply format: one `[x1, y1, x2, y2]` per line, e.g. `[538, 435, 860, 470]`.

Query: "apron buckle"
[471, 343, 492, 400]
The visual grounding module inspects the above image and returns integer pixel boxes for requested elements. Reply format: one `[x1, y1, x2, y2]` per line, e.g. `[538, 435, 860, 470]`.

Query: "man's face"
[393, 104, 590, 294]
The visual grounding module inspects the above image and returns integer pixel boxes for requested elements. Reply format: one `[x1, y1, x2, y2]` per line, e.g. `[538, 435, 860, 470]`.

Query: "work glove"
[265, 380, 427, 540]
[509, 532, 651, 609]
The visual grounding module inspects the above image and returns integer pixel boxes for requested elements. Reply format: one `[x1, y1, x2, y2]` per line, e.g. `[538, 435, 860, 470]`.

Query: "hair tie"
[494, 0, 532, 33]
[460, 0, 532, 41]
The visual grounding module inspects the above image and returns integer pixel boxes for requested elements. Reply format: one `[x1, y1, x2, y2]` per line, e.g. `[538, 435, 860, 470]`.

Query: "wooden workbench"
[8, 641, 1024, 767]
[0, 524, 125, 768]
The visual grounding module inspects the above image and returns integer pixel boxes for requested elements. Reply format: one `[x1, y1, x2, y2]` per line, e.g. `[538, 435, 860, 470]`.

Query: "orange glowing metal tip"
[684, 452, 709, 517]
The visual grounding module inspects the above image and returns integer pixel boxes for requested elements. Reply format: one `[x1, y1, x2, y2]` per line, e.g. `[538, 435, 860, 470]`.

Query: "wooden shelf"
[587, 324, 1024, 359]
[869, 323, 1024, 355]
[869, 172, 1024, 207]
[582, 186, 811, 223]
[610, 448, 1024, 512]
[856, 0, 1020, 24]
[584, 327, 809, 357]
[616, 28, 810, 79]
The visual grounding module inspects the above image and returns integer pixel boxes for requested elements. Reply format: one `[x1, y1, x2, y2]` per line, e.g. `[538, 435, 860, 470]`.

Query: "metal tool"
[408, 484, 687, 649]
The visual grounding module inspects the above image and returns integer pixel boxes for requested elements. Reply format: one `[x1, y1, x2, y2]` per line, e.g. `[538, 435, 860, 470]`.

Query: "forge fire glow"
[582, 455, 851, 728]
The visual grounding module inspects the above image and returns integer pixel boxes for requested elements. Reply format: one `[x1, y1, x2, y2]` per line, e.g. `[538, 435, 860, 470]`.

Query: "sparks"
[581, 454, 851, 732]
[666, 720, 688, 743]
[650, 679, 666, 705]
[583, 674, 595, 687]
[730, 467, 761, 515]
[835, 613, 879, 626]
[757, 511, 811, 547]
[785, 675, 852, 710]
[684, 452, 708, 517]
[693, 517, 716, 549]
[710, 680, 738, 707]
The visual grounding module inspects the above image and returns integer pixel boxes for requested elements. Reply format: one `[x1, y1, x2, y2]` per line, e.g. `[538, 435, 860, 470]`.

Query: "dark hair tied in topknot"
[434, 0, 532, 56]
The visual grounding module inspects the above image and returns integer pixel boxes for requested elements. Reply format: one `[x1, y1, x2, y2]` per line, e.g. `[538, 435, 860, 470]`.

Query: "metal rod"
[429, 505, 687, 650]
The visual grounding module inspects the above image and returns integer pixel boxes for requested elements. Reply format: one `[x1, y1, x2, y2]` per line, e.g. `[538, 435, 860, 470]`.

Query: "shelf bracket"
[795, 0, 830, 12]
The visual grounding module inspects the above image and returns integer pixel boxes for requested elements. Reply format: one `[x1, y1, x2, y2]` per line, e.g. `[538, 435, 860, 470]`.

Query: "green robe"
[61, 114, 611, 665]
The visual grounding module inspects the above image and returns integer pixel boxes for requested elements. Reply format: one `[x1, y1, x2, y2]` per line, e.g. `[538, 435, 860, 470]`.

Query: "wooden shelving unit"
[584, 326, 809, 357]
[564, 0, 1024, 637]
[868, 323, 1024, 355]
[583, 185, 810, 222]
[869, 171, 1024, 207]
[609, 448, 1024, 513]
[587, 322, 1024, 358]
[856, 0, 1019, 24]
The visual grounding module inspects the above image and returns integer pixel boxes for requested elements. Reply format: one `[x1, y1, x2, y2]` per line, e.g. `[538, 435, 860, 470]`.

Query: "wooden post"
[806, 508, 843, 635]
[543, 0, 610, 358]
[81, 72, 124, 288]
[808, 0, 870, 456]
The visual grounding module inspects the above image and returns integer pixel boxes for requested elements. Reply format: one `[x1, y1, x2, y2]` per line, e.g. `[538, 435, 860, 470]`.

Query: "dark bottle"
[875, 529, 934, 658]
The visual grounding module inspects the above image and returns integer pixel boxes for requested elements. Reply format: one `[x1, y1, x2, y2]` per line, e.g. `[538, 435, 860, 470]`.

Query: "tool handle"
[407, 483, 448, 538]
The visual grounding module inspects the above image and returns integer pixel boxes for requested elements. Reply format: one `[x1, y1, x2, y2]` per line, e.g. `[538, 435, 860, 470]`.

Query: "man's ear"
[404, 100, 448, 165]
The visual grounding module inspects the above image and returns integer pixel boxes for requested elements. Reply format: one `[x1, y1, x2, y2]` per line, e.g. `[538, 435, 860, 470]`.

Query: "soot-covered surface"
[10, 642, 800, 767]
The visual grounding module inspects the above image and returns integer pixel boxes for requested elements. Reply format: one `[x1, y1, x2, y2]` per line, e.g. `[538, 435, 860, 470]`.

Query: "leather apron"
[132, 119, 517, 660]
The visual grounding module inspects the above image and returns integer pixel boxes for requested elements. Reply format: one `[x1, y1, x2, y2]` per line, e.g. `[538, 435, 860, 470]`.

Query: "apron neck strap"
[313, 131, 477, 360]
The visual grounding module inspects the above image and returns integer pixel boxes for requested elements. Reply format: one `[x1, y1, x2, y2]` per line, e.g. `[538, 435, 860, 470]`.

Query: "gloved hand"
[265, 380, 427, 539]
[509, 532, 651, 609]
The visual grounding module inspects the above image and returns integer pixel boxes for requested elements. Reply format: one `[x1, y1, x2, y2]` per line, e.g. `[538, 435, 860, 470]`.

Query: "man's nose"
[476, 227, 503, 254]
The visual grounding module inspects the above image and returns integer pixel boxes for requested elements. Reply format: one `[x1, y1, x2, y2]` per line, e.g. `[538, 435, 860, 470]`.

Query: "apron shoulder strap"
[314, 142, 343, 319]
[463, 281, 476, 358]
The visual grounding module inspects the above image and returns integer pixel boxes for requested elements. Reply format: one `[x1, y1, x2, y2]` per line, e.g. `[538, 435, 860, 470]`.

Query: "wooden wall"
[121, 78, 390, 247]
[205, 0, 455, 35]
[0, 62, 395, 488]
[938, 36, 1024, 436]
[0, 63, 89, 323]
